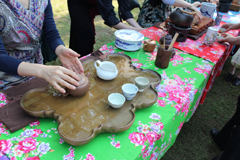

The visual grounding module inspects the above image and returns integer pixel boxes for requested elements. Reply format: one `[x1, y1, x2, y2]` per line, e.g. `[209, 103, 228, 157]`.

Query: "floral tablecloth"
[212, 10, 240, 23]
[140, 13, 240, 104]
[0, 38, 214, 160]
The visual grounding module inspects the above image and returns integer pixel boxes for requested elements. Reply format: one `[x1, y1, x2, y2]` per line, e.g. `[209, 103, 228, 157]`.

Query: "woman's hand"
[113, 18, 146, 31]
[191, 4, 203, 23]
[192, 1, 200, 7]
[173, 0, 203, 22]
[220, 23, 240, 32]
[218, 33, 240, 45]
[55, 45, 84, 75]
[39, 65, 80, 93]
[18, 62, 81, 93]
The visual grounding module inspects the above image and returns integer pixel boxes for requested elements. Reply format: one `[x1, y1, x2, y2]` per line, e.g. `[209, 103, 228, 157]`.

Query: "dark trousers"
[212, 95, 240, 160]
[67, 0, 99, 57]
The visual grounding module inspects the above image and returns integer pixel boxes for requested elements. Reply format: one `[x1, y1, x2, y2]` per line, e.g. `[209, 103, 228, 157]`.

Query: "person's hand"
[55, 45, 84, 75]
[220, 23, 240, 32]
[134, 27, 147, 31]
[218, 33, 240, 45]
[39, 65, 80, 94]
[192, 1, 200, 7]
[221, 23, 234, 32]
[190, 4, 203, 24]
[18, 62, 81, 93]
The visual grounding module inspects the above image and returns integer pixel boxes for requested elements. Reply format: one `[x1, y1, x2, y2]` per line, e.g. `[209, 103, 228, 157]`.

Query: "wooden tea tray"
[20, 53, 162, 146]
[165, 16, 214, 35]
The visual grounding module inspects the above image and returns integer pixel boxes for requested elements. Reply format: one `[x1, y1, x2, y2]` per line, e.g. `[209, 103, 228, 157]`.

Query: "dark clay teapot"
[159, 34, 172, 49]
[159, 34, 176, 58]
[169, 7, 196, 27]
[64, 74, 90, 97]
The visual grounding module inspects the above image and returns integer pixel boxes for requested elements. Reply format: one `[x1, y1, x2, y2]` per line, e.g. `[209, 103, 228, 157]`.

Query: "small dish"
[135, 77, 149, 92]
[108, 93, 126, 108]
[122, 83, 138, 100]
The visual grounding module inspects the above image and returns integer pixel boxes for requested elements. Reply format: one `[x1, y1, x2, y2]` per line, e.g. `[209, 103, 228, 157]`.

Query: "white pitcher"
[94, 60, 118, 80]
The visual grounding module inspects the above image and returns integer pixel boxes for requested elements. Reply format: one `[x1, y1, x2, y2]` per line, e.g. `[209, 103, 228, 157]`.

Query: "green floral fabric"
[0, 39, 214, 160]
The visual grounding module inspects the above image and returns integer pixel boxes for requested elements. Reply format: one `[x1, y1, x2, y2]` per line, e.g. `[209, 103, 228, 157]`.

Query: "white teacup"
[135, 77, 149, 92]
[219, 28, 226, 33]
[108, 93, 126, 108]
[122, 83, 138, 100]
[216, 35, 224, 43]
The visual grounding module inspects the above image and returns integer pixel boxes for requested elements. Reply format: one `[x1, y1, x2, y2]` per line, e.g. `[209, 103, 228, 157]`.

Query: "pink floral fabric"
[0, 29, 218, 160]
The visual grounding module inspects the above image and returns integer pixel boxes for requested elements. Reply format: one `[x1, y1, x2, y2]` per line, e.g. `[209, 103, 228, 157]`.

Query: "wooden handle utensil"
[168, 33, 179, 50]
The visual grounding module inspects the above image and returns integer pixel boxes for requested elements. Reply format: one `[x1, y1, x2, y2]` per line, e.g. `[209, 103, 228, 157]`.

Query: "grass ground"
[51, 0, 239, 159]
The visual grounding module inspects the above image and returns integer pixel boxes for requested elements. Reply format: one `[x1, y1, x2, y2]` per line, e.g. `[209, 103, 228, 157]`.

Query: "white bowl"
[122, 83, 138, 100]
[108, 93, 126, 108]
[114, 29, 144, 51]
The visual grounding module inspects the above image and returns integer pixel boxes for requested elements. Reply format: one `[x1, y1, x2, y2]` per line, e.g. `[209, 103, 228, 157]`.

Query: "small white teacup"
[216, 35, 224, 43]
[108, 93, 126, 108]
[135, 77, 149, 92]
[219, 28, 226, 33]
[122, 83, 138, 100]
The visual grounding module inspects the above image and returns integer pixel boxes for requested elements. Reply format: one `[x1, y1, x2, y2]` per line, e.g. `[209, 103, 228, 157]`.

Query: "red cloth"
[140, 26, 165, 42]
[140, 22, 239, 64]
[173, 21, 239, 64]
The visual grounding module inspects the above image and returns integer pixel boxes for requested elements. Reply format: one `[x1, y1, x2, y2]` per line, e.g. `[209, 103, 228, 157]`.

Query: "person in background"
[67, 0, 145, 58]
[210, 95, 240, 160]
[137, 0, 202, 28]
[218, 23, 240, 86]
[0, 0, 84, 94]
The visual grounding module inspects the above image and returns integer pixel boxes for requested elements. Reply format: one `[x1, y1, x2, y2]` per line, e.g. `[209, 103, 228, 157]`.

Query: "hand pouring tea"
[94, 60, 118, 80]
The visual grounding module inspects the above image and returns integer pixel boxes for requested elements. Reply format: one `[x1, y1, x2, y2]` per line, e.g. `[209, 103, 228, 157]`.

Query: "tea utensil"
[135, 77, 149, 92]
[168, 33, 179, 50]
[108, 93, 126, 108]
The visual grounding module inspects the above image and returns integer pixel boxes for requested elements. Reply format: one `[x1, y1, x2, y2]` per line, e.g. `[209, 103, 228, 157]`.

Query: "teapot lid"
[159, 34, 172, 44]
[78, 74, 88, 86]
[165, 34, 172, 40]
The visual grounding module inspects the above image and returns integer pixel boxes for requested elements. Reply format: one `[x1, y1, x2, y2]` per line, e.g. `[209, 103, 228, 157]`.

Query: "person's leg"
[210, 95, 240, 150]
[232, 70, 240, 86]
[225, 64, 235, 82]
[67, 0, 95, 57]
[212, 125, 240, 160]
[211, 114, 237, 150]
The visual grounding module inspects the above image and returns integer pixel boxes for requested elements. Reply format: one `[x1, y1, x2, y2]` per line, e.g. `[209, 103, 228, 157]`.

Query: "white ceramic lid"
[115, 29, 144, 42]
